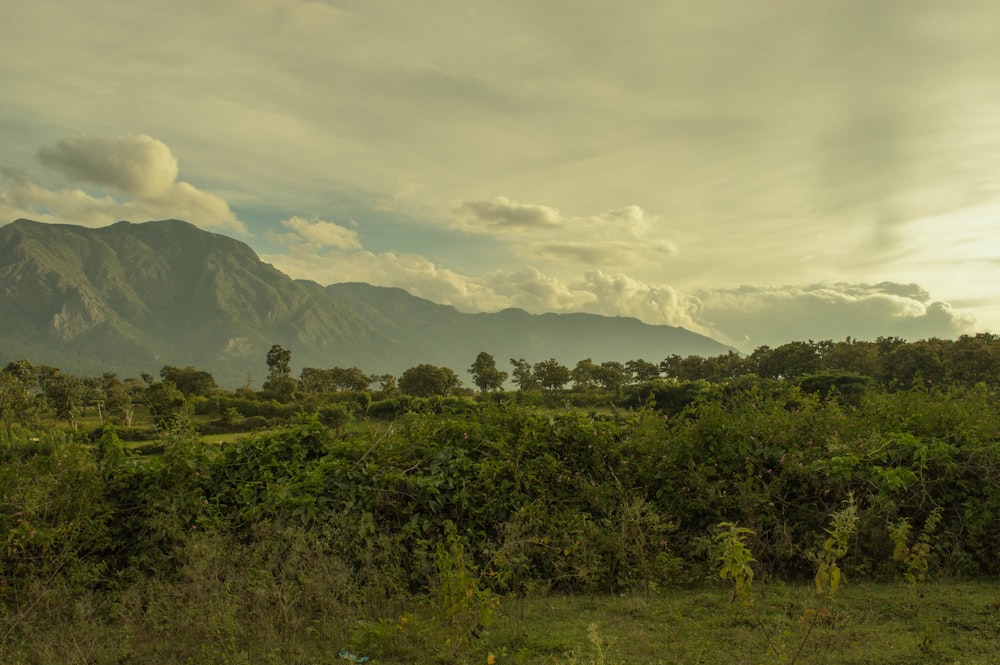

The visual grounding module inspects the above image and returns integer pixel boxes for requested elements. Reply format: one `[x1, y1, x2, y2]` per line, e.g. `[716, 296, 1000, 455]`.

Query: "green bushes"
[4, 380, 1000, 660]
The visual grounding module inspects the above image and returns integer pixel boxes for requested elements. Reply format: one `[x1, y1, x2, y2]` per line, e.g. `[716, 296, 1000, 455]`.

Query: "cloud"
[584, 205, 654, 239]
[531, 239, 676, 266]
[1, 135, 246, 233]
[449, 197, 673, 268]
[452, 196, 563, 230]
[279, 215, 361, 249]
[37, 135, 179, 198]
[693, 283, 977, 350]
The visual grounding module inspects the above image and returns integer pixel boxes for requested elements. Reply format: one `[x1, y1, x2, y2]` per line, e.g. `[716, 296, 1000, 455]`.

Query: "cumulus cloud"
[37, 135, 179, 198]
[693, 283, 977, 350]
[1, 135, 246, 233]
[480, 267, 596, 312]
[263, 244, 511, 311]
[279, 215, 361, 249]
[266, 235, 977, 352]
[452, 196, 563, 230]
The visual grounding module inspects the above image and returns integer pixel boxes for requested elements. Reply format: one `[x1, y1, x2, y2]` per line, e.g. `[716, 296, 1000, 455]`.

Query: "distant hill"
[0, 218, 735, 387]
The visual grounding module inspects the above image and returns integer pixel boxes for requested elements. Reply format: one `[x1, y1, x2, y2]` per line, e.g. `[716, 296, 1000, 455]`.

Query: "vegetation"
[2, 335, 1000, 662]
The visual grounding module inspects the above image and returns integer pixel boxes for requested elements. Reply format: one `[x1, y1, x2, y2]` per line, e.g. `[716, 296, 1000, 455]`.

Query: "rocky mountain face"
[0, 219, 734, 387]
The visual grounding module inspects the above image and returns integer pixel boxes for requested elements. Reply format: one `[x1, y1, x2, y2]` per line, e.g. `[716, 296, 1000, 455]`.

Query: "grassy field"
[5, 579, 997, 664]
[357, 580, 1000, 665]
[444, 580, 1000, 665]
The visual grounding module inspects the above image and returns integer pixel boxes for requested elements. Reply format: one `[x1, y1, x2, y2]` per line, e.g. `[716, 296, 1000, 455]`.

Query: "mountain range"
[0, 218, 734, 387]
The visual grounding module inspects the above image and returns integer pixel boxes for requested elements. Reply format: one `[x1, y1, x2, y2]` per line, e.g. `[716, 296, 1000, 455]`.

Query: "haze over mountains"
[0, 219, 733, 387]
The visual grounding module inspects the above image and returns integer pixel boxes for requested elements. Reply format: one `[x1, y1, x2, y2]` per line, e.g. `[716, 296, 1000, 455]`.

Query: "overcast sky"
[2, 0, 998, 352]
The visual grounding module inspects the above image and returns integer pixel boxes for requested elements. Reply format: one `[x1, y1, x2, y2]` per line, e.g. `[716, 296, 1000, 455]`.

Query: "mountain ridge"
[0, 218, 735, 387]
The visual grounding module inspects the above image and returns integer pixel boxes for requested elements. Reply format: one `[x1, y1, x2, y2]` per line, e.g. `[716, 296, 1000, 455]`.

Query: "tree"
[572, 359, 599, 390]
[399, 364, 461, 397]
[145, 380, 186, 427]
[264, 344, 296, 397]
[510, 358, 536, 392]
[822, 338, 882, 379]
[373, 373, 398, 396]
[266, 344, 292, 380]
[0, 359, 40, 436]
[700, 351, 748, 382]
[102, 373, 135, 427]
[300, 366, 372, 393]
[42, 372, 85, 430]
[883, 339, 946, 389]
[626, 359, 660, 384]
[944, 333, 1000, 386]
[160, 365, 218, 397]
[330, 366, 372, 391]
[469, 352, 508, 392]
[300, 367, 335, 393]
[594, 361, 628, 392]
[533, 358, 570, 393]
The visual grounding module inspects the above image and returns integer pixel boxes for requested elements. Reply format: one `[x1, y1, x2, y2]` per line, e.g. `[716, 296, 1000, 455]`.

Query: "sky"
[2, 0, 998, 353]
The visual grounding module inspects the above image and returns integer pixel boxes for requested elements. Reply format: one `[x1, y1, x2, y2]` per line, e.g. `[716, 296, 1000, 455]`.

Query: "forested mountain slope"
[0, 218, 733, 385]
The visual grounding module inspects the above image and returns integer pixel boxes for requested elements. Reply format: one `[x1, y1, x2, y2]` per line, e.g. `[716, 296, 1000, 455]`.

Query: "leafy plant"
[889, 506, 943, 605]
[716, 495, 859, 665]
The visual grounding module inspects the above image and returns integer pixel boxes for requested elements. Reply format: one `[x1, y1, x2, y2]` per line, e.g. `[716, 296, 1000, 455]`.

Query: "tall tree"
[510, 358, 536, 392]
[42, 372, 85, 430]
[102, 373, 135, 427]
[0, 359, 40, 436]
[266, 344, 292, 380]
[572, 358, 599, 390]
[264, 344, 296, 397]
[469, 352, 507, 392]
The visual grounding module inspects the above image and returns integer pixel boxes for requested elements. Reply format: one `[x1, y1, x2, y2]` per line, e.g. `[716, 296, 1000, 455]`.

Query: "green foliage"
[811, 495, 859, 601]
[5, 366, 1000, 661]
[890, 507, 943, 603]
[400, 364, 462, 397]
[715, 523, 757, 603]
[432, 521, 501, 662]
[41, 372, 85, 430]
[533, 358, 571, 393]
[469, 352, 508, 393]
[159, 365, 218, 397]
[716, 497, 860, 665]
[0, 360, 41, 437]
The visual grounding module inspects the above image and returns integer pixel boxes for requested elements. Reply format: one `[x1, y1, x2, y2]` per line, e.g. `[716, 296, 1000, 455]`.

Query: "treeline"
[4, 334, 1000, 436]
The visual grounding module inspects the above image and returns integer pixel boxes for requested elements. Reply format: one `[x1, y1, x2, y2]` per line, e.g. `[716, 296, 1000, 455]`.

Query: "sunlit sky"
[2, 0, 999, 352]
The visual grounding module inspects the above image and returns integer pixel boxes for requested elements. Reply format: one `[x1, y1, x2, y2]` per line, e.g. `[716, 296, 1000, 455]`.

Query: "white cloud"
[693, 283, 977, 350]
[37, 135, 179, 198]
[280, 215, 361, 249]
[585, 205, 654, 239]
[449, 197, 674, 269]
[1, 135, 246, 233]
[264, 238, 977, 353]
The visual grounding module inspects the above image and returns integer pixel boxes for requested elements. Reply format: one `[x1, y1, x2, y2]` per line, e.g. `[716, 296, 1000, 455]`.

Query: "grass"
[371, 580, 1000, 665]
[3, 567, 998, 663]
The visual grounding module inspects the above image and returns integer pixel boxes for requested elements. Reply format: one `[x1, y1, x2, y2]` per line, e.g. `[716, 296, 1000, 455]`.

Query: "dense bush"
[4, 379, 1000, 659]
